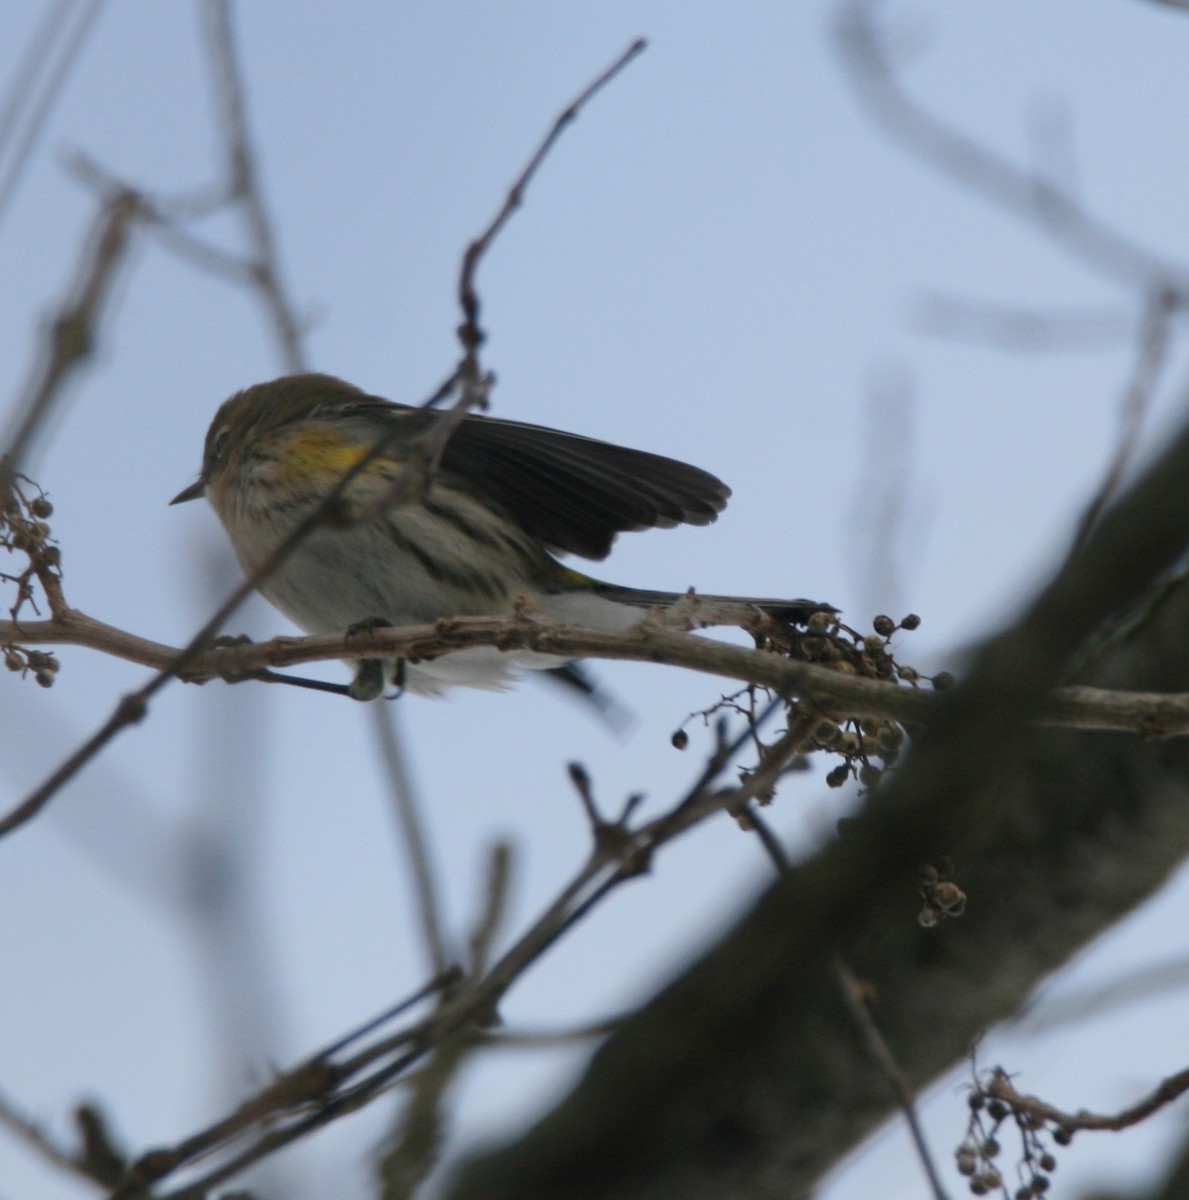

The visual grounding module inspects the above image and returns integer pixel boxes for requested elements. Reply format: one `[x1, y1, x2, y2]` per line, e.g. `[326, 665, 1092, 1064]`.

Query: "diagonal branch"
[437, 390, 1189, 1199]
[834, 0, 1189, 295]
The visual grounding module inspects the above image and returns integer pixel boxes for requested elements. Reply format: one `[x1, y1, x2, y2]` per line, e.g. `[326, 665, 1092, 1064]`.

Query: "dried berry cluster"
[673, 611, 947, 800]
[1, 473, 62, 687]
[957, 1079, 1067, 1198]
[918, 857, 967, 926]
[794, 611, 943, 793]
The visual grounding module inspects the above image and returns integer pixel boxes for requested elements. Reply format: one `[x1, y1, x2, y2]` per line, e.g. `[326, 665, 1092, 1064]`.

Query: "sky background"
[4, 2, 1189, 1198]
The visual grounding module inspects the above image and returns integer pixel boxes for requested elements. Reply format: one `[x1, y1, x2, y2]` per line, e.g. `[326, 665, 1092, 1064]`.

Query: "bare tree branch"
[201, 0, 306, 372]
[92, 713, 804, 1197]
[834, 0, 1189, 295]
[0, 0, 107, 223]
[1069, 287, 1176, 555]
[0, 1086, 107, 1188]
[438, 390, 1189, 1198]
[456, 38, 646, 371]
[984, 1064, 1189, 1137]
[372, 704, 450, 976]
[833, 957, 950, 1200]
[3, 186, 142, 470]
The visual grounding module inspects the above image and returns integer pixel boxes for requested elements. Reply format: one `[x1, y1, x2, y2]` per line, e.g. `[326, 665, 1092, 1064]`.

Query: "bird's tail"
[586, 583, 835, 628]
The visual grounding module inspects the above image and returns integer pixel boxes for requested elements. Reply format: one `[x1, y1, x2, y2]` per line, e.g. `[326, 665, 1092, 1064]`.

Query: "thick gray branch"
[443, 413, 1189, 1198]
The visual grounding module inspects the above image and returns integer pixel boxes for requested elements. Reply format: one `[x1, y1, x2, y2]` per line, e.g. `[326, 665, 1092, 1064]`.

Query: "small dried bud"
[807, 610, 832, 633]
[863, 634, 885, 652]
[858, 763, 882, 788]
[1038, 1153, 1056, 1172]
[1051, 1126, 1072, 1146]
[876, 724, 904, 752]
[986, 1100, 1008, 1121]
[933, 671, 956, 691]
[900, 612, 921, 630]
[30, 496, 53, 518]
[826, 765, 850, 789]
[933, 881, 966, 912]
[897, 664, 919, 683]
[918, 905, 940, 927]
[956, 1146, 978, 1176]
[671, 729, 689, 750]
[981, 1138, 1000, 1159]
[872, 614, 896, 636]
[35, 670, 54, 688]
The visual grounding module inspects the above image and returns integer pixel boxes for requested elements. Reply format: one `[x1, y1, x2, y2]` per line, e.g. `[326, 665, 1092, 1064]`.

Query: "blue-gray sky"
[4, 3, 1189, 1197]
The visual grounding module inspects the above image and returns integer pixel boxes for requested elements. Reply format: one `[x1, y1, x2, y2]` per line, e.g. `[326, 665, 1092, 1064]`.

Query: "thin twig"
[468, 842, 513, 981]
[986, 1064, 1189, 1135]
[0, 1086, 98, 1187]
[834, 0, 1189, 295]
[4, 186, 142, 470]
[1013, 951, 1189, 1034]
[477, 1015, 627, 1048]
[377, 843, 513, 1199]
[912, 293, 1133, 352]
[114, 699, 794, 1196]
[201, 0, 306, 371]
[0, 0, 107, 223]
[362, 38, 647, 518]
[833, 958, 950, 1200]
[66, 154, 285, 292]
[1069, 287, 1177, 555]
[741, 804, 792, 874]
[456, 38, 646, 363]
[372, 704, 450, 975]
[0, 0, 71, 156]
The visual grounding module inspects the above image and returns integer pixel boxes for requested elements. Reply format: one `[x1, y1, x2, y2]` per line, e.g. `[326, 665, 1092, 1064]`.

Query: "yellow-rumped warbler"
[172, 373, 831, 700]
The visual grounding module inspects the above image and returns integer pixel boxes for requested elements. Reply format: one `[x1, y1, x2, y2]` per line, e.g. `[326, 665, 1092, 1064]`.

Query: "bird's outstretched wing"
[341, 382, 730, 560]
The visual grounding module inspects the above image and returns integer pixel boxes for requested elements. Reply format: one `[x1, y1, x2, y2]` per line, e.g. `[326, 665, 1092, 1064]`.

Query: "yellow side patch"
[282, 428, 394, 479]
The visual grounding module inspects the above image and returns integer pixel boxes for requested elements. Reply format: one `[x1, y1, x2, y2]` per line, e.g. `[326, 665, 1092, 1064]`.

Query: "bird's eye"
[211, 426, 231, 461]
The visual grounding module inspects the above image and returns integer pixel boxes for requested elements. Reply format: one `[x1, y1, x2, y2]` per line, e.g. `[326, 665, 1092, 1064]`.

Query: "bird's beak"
[170, 478, 206, 505]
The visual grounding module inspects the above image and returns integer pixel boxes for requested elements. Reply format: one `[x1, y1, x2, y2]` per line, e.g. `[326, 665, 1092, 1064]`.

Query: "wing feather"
[337, 388, 730, 560]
